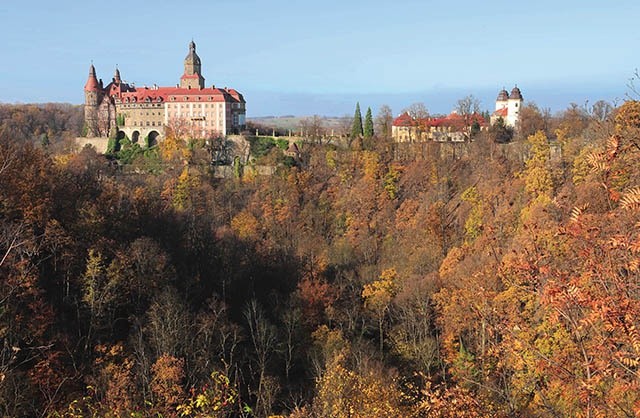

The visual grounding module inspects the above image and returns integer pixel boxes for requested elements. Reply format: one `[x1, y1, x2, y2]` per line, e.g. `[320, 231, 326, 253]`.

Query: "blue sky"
[0, 0, 637, 116]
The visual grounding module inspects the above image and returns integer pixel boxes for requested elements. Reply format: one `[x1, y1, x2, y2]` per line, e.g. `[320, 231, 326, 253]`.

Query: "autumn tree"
[517, 102, 551, 140]
[363, 268, 399, 355]
[521, 130, 554, 201]
[556, 102, 589, 139]
[313, 354, 408, 418]
[82, 248, 119, 343]
[151, 354, 186, 415]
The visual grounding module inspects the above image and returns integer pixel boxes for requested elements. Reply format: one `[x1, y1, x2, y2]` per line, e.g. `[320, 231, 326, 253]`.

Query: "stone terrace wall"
[75, 137, 109, 153]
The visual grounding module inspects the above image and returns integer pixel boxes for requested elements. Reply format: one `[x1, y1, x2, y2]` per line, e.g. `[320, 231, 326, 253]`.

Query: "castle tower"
[84, 63, 101, 136]
[507, 86, 523, 128]
[114, 66, 121, 84]
[495, 88, 509, 112]
[180, 40, 205, 89]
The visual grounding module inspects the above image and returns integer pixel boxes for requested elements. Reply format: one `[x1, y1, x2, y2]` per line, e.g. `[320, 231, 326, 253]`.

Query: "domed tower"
[507, 85, 523, 128]
[495, 88, 509, 112]
[84, 63, 101, 136]
[180, 40, 205, 89]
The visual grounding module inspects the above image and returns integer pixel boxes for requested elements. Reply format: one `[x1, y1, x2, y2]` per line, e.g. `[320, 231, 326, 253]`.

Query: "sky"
[0, 0, 638, 117]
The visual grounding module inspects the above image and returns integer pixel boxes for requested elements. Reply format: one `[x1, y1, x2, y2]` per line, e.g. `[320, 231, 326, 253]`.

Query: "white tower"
[506, 86, 523, 128]
[495, 88, 509, 112]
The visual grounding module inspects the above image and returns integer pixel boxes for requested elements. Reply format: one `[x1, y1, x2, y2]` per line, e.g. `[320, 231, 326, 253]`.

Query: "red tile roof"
[84, 64, 100, 91]
[393, 112, 415, 127]
[116, 86, 245, 104]
[493, 107, 508, 117]
[393, 112, 487, 129]
[84, 77, 100, 91]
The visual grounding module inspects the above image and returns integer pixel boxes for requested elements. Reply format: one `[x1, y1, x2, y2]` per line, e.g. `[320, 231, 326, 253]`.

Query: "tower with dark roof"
[495, 88, 509, 112]
[507, 85, 523, 128]
[491, 85, 523, 129]
[509, 86, 523, 100]
[180, 40, 205, 89]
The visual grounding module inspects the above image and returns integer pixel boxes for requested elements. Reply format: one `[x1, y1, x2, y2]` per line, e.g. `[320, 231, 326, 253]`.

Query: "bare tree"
[456, 95, 481, 139]
[402, 103, 429, 142]
[375, 105, 393, 139]
[299, 115, 325, 144]
[402, 102, 429, 119]
[280, 307, 302, 383]
[244, 299, 277, 416]
[590, 100, 613, 122]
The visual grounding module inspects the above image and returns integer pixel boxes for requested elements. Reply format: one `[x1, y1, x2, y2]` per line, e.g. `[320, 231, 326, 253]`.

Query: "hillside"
[1, 100, 640, 417]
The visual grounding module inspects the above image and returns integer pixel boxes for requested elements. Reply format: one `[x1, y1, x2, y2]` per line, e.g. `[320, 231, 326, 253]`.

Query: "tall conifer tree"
[351, 102, 364, 139]
[364, 107, 374, 138]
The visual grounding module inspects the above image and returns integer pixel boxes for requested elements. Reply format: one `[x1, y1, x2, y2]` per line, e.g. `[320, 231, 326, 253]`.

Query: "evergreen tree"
[351, 102, 363, 139]
[489, 117, 514, 143]
[364, 107, 374, 138]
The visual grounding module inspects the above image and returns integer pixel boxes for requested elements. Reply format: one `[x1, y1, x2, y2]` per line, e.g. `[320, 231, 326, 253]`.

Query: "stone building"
[490, 86, 523, 128]
[83, 41, 246, 146]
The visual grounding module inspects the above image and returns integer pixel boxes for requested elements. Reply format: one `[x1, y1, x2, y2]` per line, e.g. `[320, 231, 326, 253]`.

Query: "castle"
[84, 41, 246, 146]
[391, 86, 523, 143]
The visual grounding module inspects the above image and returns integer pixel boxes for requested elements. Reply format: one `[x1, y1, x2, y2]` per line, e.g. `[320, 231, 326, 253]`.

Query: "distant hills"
[248, 115, 351, 132]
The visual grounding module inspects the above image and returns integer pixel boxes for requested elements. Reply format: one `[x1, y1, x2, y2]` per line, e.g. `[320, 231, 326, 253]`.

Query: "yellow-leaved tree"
[362, 268, 399, 354]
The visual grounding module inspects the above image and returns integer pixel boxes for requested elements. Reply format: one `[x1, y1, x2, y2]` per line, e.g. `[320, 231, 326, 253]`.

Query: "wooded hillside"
[1, 100, 639, 417]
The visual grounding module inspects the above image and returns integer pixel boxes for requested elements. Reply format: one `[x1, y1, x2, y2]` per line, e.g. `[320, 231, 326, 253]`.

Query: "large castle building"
[84, 41, 246, 146]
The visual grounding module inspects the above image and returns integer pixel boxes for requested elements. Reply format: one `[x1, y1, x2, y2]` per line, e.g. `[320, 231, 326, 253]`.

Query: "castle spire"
[180, 40, 205, 89]
[84, 63, 100, 91]
[114, 65, 121, 83]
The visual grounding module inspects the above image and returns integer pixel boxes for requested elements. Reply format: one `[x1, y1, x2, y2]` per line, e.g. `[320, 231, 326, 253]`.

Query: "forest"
[1, 98, 640, 417]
